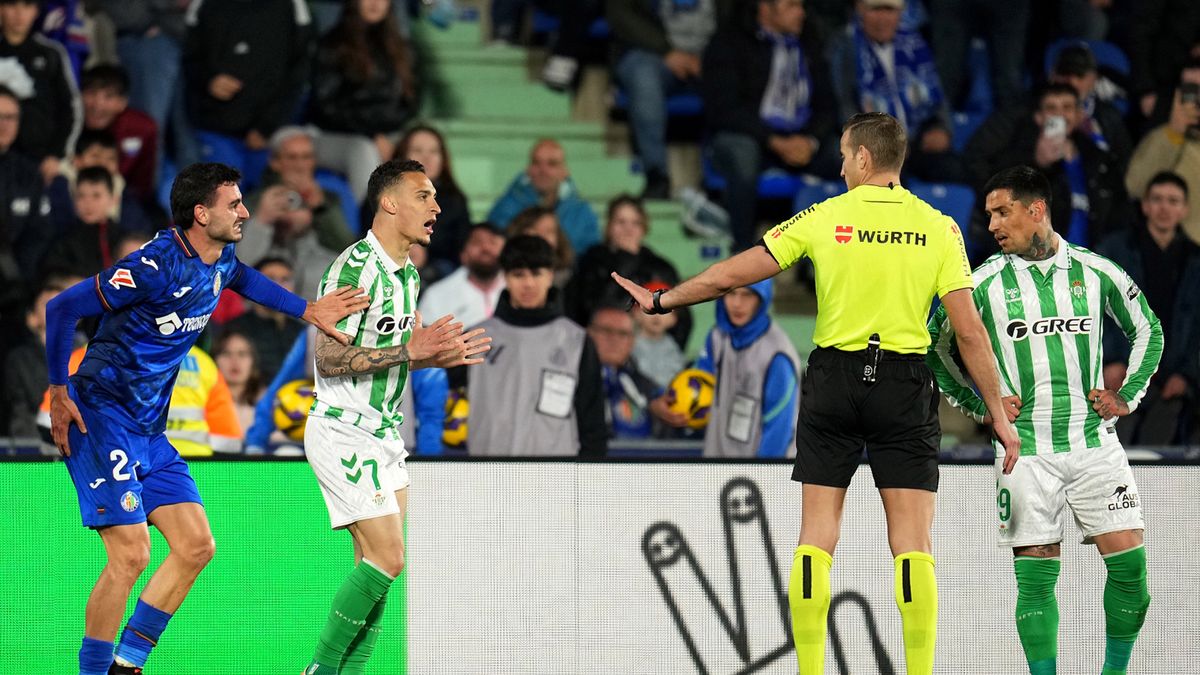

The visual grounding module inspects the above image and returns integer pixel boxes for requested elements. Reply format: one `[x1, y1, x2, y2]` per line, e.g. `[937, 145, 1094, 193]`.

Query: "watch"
[651, 289, 668, 314]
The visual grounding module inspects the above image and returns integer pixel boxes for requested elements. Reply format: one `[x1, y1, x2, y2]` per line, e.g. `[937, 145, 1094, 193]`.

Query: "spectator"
[1049, 43, 1133, 172]
[1126, 60, 1200, 244]
[311, 0, 417, 201]
[166, 345, 244, 456]
[0, 84, 52, 283]
[257, 126, 356, 252]
[212, 330, 263, 434]
[828, 0, 946, 139]
[538, 0, 605, 92]
[1097, 172, 1200, 445]
[565, 194, 690, 347]
[1127, 1, 1200, 129]
[97, 0, 199, 167]
[607, 0, 733, 199]
[79, 64, 158, 204]
[398, 365, 450, 455]
[508, 205, 575, 288]
[488, 138, 600, 254]
[184, 0, 313, 184]
[696, 278, 800, 457]
[928, 0, 1029, 110]
[588, 305, 688, 439]
[702, 0, 839, 251]
[631, 282, 686, 389]
[3, 280, 66, 438]
[0, 0, 80, 184]
[418, 222, 506, 329]
[221, 257, 305, 383]
[47, 130, 154, 235]
[44, 166, 143, 277]
[38, 0, 89, 80]
[966, 83, 1130, 252]
[396, 125, 471, 276]
[451, 235, 607, 456]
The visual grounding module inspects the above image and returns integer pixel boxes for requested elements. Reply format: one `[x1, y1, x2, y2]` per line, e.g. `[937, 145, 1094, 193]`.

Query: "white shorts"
[304, 415, 410, 529]
[996, 436, 1143, 548]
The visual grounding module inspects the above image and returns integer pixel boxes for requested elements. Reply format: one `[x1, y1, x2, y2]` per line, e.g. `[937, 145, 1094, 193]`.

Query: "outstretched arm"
[230, 261, 368, 345]
[613, 245, 781, 313]
[313, 314, 490, 379]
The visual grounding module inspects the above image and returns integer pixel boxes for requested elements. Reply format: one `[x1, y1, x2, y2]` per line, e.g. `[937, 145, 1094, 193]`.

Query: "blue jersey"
[72, 227, 242, 434]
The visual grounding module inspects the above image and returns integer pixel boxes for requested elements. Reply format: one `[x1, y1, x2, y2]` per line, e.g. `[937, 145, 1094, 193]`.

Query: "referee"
[613, 112, 1020, 675]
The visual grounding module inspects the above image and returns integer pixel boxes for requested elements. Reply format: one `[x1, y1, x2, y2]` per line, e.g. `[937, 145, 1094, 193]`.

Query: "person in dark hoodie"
[452, 234, 607, 456]
[695, 277, 801, 457]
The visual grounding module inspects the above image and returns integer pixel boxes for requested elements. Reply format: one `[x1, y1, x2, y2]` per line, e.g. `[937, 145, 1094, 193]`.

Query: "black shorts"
[793, 347, 940, 491]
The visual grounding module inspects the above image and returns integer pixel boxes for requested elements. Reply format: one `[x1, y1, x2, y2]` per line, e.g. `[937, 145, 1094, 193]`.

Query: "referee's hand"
[611, 272, 656, 313]
[993, 418, 1020, 475]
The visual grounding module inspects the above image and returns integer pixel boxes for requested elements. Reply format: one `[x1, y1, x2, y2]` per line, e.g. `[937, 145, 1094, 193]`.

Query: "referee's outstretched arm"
[612, 245, 780, 313]
[939, 288, 1021, 473]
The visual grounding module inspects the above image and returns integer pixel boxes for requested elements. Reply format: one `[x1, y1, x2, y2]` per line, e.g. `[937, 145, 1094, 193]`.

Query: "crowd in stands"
[1, 0, 1199, 456]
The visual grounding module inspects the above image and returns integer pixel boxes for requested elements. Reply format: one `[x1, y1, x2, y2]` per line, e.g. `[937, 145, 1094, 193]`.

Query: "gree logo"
[1006, 317, 1093, 341]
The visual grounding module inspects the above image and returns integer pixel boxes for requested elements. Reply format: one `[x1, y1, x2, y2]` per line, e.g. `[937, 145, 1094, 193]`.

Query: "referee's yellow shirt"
[763, 184, 973, 354]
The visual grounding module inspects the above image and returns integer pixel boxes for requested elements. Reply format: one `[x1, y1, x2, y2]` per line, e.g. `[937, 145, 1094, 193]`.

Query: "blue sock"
[114, 600, 173, 667]
[80, 636, 113, 675]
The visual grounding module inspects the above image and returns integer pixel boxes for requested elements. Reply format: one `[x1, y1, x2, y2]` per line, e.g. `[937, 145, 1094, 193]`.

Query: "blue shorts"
[64, 387, 203, 528]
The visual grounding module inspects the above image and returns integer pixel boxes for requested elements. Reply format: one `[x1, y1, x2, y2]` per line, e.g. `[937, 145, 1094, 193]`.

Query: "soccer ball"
[273, 380, 316, 442]
[665, 368, 716, 430]
[443, 388, 469, 447]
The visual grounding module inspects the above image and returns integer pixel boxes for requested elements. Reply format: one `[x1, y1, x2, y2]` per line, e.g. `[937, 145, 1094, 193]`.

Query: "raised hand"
[418, 327, 492, 369]
[611, 271, 658, 314]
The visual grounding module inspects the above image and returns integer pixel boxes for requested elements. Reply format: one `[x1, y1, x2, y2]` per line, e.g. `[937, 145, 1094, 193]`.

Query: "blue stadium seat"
[792, 177, 846, 212]
[195, 130, 269, 192]
[951, 110, 988, 152]
[612, 89, 704, 117]
[701, 159, 812, 200]
[907, 179, 977, 255]
[963, 37, 993, 114]
[158, 158, 177, 217]
[531, 10, 610, 40]
[1044, 39, 1130, 77]
[314, 169, 361, 234]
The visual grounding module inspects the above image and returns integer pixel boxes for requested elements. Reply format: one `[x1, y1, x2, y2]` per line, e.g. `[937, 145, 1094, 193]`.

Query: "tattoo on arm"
[314, 332, 412, 378]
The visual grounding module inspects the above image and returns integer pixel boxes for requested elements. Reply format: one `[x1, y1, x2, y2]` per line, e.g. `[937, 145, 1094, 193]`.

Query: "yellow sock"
[789, 544, 832, 675]
[894, 551, 938, 675]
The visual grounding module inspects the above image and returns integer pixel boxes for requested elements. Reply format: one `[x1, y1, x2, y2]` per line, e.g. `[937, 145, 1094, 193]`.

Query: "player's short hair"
[1146, 171, 1189, 199]
[842, 112, 907, 172]
[76, 165, 114, 193]
[170, 162, 242, 229]
[984, 165, 1053, 210]
[73, 129, 118, 157]
[364, 158, 425, 216]
[80, 64, 130, 96]
[1036, 82, 1080, 106]
[500, 234, 555, 272]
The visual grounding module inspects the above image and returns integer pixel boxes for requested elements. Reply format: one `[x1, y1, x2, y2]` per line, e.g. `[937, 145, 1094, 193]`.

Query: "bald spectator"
[488, 138, 600, 254]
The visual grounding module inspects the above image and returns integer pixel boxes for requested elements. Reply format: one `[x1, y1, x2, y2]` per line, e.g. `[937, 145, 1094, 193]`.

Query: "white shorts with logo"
[996, 435, 1143, 548]
[305, 415, 410, 529]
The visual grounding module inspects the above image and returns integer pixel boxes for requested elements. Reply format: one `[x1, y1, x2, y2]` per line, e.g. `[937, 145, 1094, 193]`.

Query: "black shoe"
[110, 663, 143, 675]
[641, 171, 671, 200]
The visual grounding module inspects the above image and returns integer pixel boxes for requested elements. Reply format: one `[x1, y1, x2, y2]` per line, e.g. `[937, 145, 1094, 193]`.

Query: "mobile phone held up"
[1043, 115, 1068, 140]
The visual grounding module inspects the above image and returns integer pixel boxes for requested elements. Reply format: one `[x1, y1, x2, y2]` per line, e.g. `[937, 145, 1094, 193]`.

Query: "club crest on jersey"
[834, 225, 854, 244]
[108, 268, 136, 290]
[213, 271, 222, 296]
[1071, 280, 1085, 298]
[376, 314, 415, 334]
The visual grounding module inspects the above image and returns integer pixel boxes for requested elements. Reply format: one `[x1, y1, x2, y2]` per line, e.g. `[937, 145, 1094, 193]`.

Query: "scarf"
[759, 30, 813, 133]
[852, 20, 943, 134]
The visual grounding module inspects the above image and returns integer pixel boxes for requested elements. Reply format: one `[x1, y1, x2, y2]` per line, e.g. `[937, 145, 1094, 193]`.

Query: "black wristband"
[651, 289, 668, 314]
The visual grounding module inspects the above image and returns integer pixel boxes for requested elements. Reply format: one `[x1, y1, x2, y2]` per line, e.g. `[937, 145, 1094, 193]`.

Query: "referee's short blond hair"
[843, 112, 907, 172]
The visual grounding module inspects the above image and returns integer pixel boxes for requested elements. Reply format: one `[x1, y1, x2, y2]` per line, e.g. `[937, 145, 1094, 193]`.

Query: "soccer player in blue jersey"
[44, 162, 369, 675]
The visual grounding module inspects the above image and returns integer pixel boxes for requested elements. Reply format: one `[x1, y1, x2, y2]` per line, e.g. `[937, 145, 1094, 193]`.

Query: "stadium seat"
[195, 130, 269, 192]
[792, 177, 846, 212]
[314, 169, 361, 234]
[907, 180, 977, 256]
[612, 88, 704, 117]
[531, 10, 610, 40]
[951, 110, 988, 152]
[701, 158, 813, 200]
[1044, 39, 1131, 77]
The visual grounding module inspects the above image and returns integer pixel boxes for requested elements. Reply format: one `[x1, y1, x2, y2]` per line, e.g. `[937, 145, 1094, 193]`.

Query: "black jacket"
[45, 219, 142, 279]
[0, 34, 80, 159]
[310, 37, 414, 135]
[965, 110, 1131, 250]
[701, 19, 834, 148]
[449, 288, 609, 457]
[0, 148, 52, 281]
[607, 0, 736, 57]
[423, 179, 471, 272]
[184, 0, 313, 137]
[565, 242, 692, 350]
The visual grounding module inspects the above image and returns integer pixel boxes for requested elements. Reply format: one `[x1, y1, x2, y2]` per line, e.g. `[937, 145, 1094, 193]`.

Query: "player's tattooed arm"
[314, 332, 413, 377]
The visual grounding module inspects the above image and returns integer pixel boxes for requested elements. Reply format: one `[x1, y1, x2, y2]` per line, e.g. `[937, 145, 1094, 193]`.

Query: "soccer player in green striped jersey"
[927, 167, 1162, 675]
[302, 159, 491, 675]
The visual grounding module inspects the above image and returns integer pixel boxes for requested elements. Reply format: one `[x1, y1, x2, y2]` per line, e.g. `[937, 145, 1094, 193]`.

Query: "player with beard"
[45, 162, 368, 675]
[418, 221, 507, 328]
[302, 159, 491, 674]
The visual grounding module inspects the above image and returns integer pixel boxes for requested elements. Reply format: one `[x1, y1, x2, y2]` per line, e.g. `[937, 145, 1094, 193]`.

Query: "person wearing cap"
[1049, 42, 1133, 171]
[614, 111, 1019, 675]
[418, 221, 508, 329]
[237, 125, 357, 299]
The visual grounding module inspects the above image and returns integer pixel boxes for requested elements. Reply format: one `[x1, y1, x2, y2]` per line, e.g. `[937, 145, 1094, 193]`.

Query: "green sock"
[310, 560, 394, 670]
[340, 593, 388, 675]
[1102, 546, 1149, 674]
[1014, 556, 1060, 675]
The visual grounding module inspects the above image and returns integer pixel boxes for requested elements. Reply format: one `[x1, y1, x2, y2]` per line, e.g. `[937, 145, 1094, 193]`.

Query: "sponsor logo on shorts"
[120, 491, 140, 513]
[1108, 484, 1139, 511]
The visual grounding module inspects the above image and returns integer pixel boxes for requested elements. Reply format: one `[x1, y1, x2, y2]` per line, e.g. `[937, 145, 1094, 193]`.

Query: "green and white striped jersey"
[927, 241, 1163, 455]
[310, 231, 420, 439]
